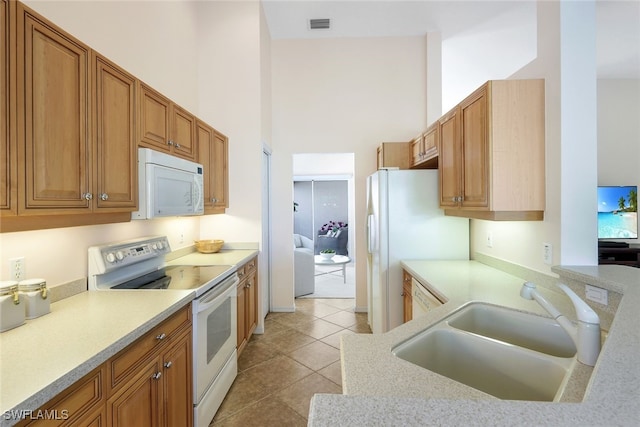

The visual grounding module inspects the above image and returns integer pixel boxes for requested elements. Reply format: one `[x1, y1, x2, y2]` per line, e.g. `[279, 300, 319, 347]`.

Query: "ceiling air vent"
[309, 18, 331, 30]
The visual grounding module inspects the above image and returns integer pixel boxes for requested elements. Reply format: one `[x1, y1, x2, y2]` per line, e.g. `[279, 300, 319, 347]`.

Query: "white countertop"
[0, 290, 194, 427]
[309, 261, 640, 426]
[166, 248, 258, 268]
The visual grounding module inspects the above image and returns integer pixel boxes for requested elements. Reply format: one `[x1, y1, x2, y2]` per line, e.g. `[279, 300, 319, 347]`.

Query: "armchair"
[293, 234, 315, 297]
[316, 226, 348, 256]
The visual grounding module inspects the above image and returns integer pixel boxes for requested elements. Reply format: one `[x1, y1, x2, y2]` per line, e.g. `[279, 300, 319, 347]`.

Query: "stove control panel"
[88, 236, 171, 275]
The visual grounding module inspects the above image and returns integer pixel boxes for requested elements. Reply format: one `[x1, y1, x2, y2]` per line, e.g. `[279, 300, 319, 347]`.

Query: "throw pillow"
[293, 234, 302, 248]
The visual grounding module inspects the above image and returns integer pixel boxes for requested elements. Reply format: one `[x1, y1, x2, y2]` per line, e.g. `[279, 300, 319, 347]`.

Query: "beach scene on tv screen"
[597, 186, 638, 239]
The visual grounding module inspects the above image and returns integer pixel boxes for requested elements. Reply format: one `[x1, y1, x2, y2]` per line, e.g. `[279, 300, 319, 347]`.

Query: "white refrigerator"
[366, 169, 469, 333]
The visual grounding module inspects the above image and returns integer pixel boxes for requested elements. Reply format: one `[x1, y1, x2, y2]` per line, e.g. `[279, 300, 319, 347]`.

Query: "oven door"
[193, 273, 238, 404]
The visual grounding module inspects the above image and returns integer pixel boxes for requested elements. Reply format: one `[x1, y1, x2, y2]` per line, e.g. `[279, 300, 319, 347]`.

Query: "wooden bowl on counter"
[194, 239, 224, 253]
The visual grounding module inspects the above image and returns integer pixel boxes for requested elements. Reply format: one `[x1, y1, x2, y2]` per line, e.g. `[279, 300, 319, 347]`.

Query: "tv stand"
[598, 241, 629, 248]
[598, 245, 640, 268]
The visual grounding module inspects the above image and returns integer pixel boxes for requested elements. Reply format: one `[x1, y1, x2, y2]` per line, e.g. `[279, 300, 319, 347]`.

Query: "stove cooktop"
[113, 265, 235, 292]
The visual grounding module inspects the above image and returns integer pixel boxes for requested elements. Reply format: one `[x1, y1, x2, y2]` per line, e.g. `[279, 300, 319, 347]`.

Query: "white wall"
[196, 1, 264, 244]
[270, 36, 427, 311]
[597, 79, 640, 187]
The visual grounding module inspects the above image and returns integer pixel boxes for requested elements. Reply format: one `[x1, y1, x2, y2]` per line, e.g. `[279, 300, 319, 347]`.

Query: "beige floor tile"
[295, 301, 343, 318]
[317, 360, 343, 386]
[275, 373, 342, 419]
[320, 328, 355, 349]
[211, 372, 270, 422]
[319, 298, 356, 310]
[287, 340, 340, 371]
[272, 310, 319, 328]
[291, 318, 344, 339]
[243, 355, 314, 391]
[238, 339, 280, 372]
[348, 322, 373, 333]
[321, 310, 359, 328]
[260, 329, 316, 354]
[212, 397, 307, 426]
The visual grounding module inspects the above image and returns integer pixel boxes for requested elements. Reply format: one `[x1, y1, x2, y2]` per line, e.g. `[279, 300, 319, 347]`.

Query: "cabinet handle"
[82, 193, 93, 201]
[164, 361, 172, 369]
[401, 292, 405, 296]
[175, 143, 181, 149]
[212, 198, 218, 203]
[238, 272, 245, 277]
[168, 140, 174, 146]
[152, 372, 162, 380]
[100, 193, 109, 201]
[156, 333, 166, 341]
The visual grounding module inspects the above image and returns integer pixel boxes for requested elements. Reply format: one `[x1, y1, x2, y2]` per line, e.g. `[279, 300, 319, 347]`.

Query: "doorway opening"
[292, 153, 355, 300]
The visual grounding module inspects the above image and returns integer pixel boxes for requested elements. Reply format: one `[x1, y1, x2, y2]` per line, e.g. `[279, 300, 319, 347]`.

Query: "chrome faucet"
[520, 282, 601, 366]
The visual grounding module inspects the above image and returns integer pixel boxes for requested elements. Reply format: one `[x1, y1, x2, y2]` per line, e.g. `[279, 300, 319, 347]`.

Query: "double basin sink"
[392, 303, 577, 402]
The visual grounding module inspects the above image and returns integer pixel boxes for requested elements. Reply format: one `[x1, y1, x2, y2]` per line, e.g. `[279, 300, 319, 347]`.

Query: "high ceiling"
[262, 0, 640, 79]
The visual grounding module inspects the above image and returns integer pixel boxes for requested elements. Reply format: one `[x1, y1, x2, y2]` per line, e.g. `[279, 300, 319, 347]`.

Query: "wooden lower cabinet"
[236, 256, 258, 356]
[19, 305, 192, 427]
[402, 270, 412, 323]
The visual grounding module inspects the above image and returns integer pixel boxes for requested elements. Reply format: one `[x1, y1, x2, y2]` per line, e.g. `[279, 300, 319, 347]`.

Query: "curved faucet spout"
[520, 282, 600, 366]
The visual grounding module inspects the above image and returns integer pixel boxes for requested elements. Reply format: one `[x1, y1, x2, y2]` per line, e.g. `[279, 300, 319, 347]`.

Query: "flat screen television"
[597, 186, 638, 240]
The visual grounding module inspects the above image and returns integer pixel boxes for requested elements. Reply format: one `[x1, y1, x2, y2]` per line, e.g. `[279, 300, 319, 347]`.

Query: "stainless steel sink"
[392, 303, 576, 401]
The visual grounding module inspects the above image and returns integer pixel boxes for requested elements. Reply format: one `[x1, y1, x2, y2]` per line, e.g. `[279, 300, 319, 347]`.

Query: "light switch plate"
[585, 284, 608, 305]
[543, 243, 552, 265]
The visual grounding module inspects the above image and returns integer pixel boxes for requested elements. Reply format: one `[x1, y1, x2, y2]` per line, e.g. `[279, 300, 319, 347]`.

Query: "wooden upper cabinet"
[438, 108, 461, 208]
[17, 2, 91, 212]
[139, 83, 171, 152]
[139, 83, 196, 161]
[377, 142, 410, 169]
[410, 124, 438, 169]
[1, 0, 16, 215]
[198, 120, 228, 213]
[93, 53, 137, 210]
[439, 80, 545, 221]
[459, 86, 489, 209]
[172, 104, 196, 160]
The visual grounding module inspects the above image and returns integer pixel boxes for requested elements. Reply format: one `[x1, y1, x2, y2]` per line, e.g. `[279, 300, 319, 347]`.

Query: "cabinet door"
[402, 271, 412, 323]
[460, 87, 489, 208]
[438, 108, 461, 208]
[197, 121, 215, 211]
[236, 278, 247, 354]
[18, 4, 91, 210]
[107, 360, 163, 427]
[93, 53, 137, 210]
[212, 130, 229, 209]
[171, 105, 196, 160]
[423, 124, 438, 160]
[139, 83, 171, 153]
[162, 331, 193, 427]
[411, 135, 423, 165]
[1, 0, 15, 214]
[245, 271, 257, 339]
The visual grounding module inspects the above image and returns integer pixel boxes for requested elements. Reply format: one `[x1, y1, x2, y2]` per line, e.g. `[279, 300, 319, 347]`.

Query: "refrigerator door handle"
[367, 214, 375, 253]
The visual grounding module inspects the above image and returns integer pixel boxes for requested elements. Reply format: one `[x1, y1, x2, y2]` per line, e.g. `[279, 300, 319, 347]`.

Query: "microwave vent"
[309, 18, 330, 30]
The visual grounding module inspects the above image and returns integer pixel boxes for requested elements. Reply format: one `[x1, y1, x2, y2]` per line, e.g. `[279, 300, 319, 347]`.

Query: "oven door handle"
[196, 275, 239, 314]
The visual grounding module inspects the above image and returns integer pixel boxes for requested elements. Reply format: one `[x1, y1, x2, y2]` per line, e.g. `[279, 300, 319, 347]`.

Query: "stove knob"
[116, 251, 125, 261]
[155, 241, 164, 250]
[106, 253, 116, 263]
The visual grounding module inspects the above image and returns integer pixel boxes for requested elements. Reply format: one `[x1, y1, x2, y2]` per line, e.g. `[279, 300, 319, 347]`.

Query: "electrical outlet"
[486, 231, 493, 248]
[10, 257, 25, 281]
[179, 233, 184, 244]
[543, 243, 553, 265]
[585, 284, 608, 305]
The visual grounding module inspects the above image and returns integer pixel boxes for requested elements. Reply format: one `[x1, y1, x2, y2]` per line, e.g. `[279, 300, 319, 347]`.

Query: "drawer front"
[243, 257, 257, 275]
[108, 305, 191, 390]
[21, 366, 105, 426]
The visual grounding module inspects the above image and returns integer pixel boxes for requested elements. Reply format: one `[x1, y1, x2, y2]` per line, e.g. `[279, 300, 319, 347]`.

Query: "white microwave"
[132, 148, 204, 219]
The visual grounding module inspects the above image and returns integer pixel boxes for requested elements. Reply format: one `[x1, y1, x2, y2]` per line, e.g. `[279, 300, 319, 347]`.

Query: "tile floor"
[210, 298, 371, 426]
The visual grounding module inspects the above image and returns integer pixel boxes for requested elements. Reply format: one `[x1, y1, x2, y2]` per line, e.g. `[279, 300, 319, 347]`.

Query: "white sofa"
[293, 234, 315, 297]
